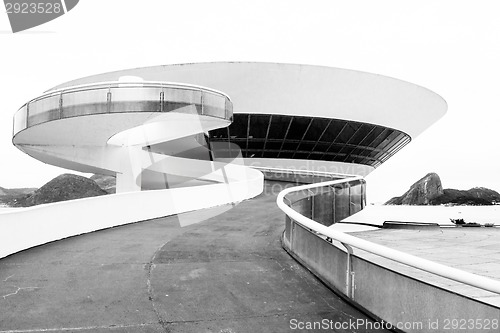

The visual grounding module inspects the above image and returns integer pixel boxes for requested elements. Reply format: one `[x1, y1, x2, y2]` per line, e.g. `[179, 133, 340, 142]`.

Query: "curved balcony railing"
[276, 174, 500, 295]
[13, 81, 233, 137]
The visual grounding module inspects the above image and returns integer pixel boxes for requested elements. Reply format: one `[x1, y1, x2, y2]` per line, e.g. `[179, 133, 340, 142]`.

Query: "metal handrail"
[12, 80, 233, 137]
[276, 175, 500, 294]
[43, 80, 231, 100]
[17, 80, 230, 110]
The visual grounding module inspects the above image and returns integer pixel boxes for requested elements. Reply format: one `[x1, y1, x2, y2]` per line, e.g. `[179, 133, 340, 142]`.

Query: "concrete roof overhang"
[52, 62, 447, 139]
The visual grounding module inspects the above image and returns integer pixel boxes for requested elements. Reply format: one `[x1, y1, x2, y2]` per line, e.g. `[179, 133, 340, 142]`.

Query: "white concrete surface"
[0, 162, 263, 259]
[53, 62, 447, 138]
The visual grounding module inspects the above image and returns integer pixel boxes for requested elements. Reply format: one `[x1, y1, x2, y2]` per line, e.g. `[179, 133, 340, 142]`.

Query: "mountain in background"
[90, 174, 116, 194]
[0, 174, 108, 207]
[0, 186, 36, 197]
[386, 173, 500, 206]
[385, 173, 443, 205]
[0, 186, 37, 206]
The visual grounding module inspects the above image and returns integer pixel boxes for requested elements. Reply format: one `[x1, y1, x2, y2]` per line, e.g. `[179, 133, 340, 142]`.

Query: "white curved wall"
[5, 79, 265, 259]
[0, 164, 263, 259]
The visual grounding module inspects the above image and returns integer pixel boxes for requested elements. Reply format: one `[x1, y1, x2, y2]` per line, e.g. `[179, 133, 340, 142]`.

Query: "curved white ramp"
[2, 81, 263, 259]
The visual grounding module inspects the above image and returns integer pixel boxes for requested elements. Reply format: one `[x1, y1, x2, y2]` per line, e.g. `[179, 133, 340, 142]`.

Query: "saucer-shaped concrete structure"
[13, 62, 447, 194]
[4, 63, 458, 332]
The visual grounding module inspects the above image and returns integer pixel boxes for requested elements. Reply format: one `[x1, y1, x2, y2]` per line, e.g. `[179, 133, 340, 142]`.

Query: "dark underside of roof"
[208, 114, 410, 168]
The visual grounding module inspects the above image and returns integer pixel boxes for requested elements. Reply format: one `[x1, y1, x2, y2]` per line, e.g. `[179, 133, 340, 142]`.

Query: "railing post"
[347, 183, 352, 216]
[362, 180, 366, 209]
[331, 185, 336, 224]
[201, 91, 204, 115]
[225, 97, 228, 120]
[283, 197, 293, 247]
[106, 87, 112, 113]
[308, 188, 315, 220]
[59, 92, 63, 119]
[26, 103, 30, 128]
[160, 90, 164, 112]
[342, 243, 355, 299]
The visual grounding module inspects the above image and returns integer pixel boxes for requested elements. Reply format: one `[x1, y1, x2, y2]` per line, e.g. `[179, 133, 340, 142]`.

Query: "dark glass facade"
[208, 114, 411, 168]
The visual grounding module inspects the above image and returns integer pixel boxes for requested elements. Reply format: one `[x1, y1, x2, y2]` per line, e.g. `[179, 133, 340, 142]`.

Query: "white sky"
[0, 0, 499, 203]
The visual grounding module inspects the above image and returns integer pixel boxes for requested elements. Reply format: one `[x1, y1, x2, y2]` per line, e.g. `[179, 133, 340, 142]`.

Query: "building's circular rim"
[48, 62, 447, 139]
[50, 61, 447, 102]
[11, 62, 447, 178]
[12, 80, 233, 139]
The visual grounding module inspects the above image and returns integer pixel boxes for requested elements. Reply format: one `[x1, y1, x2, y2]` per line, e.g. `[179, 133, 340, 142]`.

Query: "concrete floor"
[353, 228, 500, 307]
[0, 182, 390, 333]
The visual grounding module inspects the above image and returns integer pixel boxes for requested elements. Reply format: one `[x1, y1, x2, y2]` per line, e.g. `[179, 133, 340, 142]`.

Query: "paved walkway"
[351, 228, 500, 307]
[0, 181, 390, 333]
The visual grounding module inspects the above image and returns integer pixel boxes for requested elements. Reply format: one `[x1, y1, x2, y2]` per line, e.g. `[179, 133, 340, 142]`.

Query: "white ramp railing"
[275, 173, 500, 295]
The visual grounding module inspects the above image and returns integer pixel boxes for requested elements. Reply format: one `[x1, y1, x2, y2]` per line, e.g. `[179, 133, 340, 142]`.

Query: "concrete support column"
[116, 146, 143, 193]
[116, 169, 142, 193]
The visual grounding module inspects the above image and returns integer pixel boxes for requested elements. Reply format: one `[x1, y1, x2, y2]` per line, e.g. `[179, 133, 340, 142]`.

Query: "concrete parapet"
[283, 221, 500, 333]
